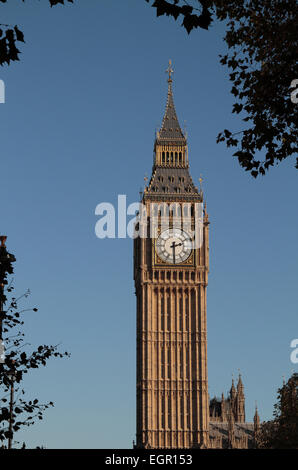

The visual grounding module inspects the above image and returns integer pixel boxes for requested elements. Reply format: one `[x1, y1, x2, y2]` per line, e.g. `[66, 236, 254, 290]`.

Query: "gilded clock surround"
[153, 227, 195, 267]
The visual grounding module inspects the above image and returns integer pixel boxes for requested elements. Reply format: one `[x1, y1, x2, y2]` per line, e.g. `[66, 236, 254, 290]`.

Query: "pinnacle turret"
[254, 405, 260, 427]
[237, 373, 244, 395]
[230, 379, 236, 399]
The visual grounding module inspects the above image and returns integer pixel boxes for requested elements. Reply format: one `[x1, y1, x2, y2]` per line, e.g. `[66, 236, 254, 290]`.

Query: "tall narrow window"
[166, 294, 171, 330]
[167, 349, 171, 379]
[161, 346, 165, 378]
[179, 296, 183, 330]
[180, 347, 183, 378]
[161, 295, 164, 330]
[185, 294, 189, 331]
[167, 395, 171, 428]
[186, 398, 190, 429]
[162, 394, 165, 429]
[180, 396, 184, 428]
[185, 348, 189, 379]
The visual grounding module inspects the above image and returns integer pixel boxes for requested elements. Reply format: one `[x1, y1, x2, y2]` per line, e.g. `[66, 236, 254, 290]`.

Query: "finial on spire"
[237, 371, 244, 391]
[166, 59, 174, 83]
[230, 376, 236, 397]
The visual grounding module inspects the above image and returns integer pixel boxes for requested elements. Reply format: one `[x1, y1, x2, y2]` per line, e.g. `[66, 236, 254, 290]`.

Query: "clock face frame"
[155, 228, 192, 264]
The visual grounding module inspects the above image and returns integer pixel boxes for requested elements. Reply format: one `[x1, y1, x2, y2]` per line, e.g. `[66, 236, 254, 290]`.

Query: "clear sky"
[0, 0, 297, 449]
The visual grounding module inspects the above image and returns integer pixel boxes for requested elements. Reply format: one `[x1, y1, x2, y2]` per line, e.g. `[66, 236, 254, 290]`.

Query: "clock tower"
[134, 62, 210, 449]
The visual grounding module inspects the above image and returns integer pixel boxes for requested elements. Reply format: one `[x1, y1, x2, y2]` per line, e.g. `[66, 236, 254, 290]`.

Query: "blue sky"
[0, 0, 297, 448]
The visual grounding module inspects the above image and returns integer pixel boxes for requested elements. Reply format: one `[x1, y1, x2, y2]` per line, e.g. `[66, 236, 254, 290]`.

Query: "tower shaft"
[134, 64, 210, 448]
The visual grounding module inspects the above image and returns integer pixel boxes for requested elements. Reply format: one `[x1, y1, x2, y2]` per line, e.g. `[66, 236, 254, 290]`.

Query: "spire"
[230, 378, 236, 399]
[254, 404, 260, 427]
[254, 404, 260, 448]
[156, 60, 186, 145]
[235, 372, 246, 423]
[221, 392, 226, 422]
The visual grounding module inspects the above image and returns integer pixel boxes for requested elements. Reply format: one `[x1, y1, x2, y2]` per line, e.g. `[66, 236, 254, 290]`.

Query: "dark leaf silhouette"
[147, 0, 213, 31]
[258, 374, 298, 448]
[0, 0, 74, 65]
[145, 0, 298, 176]
[214, 0, 298, 176]
[13, 26, 24, 43]
[0, 241, 70, 446]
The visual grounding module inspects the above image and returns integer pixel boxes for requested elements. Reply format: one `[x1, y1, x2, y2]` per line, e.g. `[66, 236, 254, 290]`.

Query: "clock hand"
[170, 241, 183, 264]
[172, 242, 176, 264]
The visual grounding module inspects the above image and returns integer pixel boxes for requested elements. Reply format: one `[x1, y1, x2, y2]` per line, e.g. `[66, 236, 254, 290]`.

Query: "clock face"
[156, 229, 192, 264]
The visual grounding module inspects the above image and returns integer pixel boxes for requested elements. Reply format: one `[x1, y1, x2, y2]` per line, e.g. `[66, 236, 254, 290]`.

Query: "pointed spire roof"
[254, 404, 260, 431]
[254, 404, 260, 422]
[237, 373, 244, 393]
[230, 378, 236, 398]
[156, 60, 186, 145]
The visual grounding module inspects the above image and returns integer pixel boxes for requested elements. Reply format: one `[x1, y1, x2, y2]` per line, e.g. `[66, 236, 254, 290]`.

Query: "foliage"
[214, 1, 298, 176]
[0, 0, 297, 175]
[146, 0, 298, 176]
[145, 0, 213, 33]
[0, 0, 73, 65]
[0, 242, 70, 447]
[258, 373, 298, 449]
